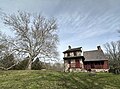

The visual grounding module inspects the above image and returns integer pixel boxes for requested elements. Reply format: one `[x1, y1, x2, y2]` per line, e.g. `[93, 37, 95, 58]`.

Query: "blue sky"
[0, 0, 120, 62]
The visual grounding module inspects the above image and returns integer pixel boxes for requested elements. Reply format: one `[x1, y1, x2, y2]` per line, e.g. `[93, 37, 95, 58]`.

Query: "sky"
[0, 0, 120, 62]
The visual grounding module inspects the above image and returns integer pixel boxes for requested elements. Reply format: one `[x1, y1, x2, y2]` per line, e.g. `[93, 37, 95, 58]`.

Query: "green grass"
[0, 70, 120, 89]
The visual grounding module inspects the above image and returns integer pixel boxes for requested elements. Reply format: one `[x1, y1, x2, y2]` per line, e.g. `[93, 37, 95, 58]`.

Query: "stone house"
[63, 46, 109, 72]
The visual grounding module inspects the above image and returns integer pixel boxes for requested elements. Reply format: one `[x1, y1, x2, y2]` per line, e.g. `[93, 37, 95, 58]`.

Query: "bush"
[12, 57, 45, 70]
[12, 58, 29, 70]
[114, 68, 120, 74]
[0, 54, 15, 68]
[109, 67, 120, 74]
[31, 58, 45, 70]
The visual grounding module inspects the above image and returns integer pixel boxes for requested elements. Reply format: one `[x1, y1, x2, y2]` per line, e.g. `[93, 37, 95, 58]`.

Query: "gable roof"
[63, 47, 82, 53]
[83, 50, 107, 61]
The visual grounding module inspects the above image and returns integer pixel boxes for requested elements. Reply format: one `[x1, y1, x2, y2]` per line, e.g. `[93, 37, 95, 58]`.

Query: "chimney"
[97, 46, 101, 50]
[68, 45, 71, 50]
[81, 47, 83, 56]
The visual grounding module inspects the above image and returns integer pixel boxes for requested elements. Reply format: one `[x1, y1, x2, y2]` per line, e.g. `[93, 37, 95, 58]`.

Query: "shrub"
[109, 67, 120, 74]
[31, 58, 45, 70]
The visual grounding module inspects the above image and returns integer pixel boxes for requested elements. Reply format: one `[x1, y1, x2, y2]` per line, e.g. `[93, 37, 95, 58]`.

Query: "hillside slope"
[0, 70, 120, 89]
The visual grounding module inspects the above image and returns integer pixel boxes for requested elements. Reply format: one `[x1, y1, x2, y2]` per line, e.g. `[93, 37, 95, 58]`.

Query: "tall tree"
[3, 11, 59, 70]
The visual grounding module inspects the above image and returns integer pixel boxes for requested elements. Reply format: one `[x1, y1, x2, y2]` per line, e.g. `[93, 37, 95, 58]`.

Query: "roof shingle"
[83, 50, 107, 61]
[63, 47, 82, 53]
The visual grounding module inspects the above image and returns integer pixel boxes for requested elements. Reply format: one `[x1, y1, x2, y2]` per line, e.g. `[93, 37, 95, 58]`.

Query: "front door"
[75, 59, 80, 68]
[68, 60, 71, 68]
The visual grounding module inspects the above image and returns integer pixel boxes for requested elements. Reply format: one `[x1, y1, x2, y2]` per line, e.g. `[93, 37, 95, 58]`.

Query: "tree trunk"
[27, 58, 32, 70]
[27, 61, 32, 70]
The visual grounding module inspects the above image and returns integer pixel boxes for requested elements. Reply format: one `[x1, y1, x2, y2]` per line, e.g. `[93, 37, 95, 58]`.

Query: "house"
[63, 46, 109, 72]
[63, 46, 85, 72]
[83, 46, 109, 72]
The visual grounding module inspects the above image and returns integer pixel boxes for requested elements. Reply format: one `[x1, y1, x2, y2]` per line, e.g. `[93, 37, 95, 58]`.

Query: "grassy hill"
[0, 70, 120, 89]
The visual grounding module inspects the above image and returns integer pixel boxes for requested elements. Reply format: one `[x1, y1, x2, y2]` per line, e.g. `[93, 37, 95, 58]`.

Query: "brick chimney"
[97, 46, 101, 50]
[68, 45, 71, 50]
[81, 47, 83, 56]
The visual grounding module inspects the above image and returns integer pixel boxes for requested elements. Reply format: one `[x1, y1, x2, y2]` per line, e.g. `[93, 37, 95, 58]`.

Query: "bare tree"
[3, 11, 59, 70]
[0, 32, 19, 70]
[104, 41, 120, 68]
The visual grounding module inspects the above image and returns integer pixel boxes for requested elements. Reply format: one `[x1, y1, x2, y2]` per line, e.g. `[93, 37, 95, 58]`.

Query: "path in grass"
[0, 70, 120, 89]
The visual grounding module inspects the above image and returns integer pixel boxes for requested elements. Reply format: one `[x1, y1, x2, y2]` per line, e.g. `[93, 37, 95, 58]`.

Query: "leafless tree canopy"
[104, 41, 120, 67]
[3, 11, 59, 69]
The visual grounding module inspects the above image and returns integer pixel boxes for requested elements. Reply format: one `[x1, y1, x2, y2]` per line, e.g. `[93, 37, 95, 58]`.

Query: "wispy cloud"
[57, 9, 120, 44]
[0, 0, 120, 61]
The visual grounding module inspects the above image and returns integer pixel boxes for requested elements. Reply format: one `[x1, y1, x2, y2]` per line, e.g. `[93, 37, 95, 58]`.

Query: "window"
[101, 61, 104, 65]
[64, 53, 67, 57]
[91, 65, 95, 68]
[67, 53, 70, 57]
[70, 52, 74, 56]
[77, 51, 81, 56]
[68, 60, 71, 64]
[91, 63, 95, 68]
[74, 52, 77, 56]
